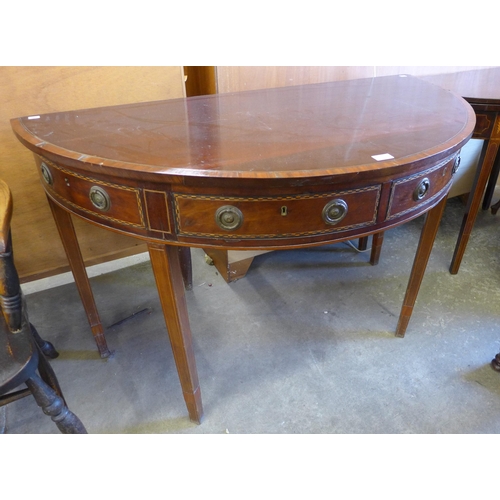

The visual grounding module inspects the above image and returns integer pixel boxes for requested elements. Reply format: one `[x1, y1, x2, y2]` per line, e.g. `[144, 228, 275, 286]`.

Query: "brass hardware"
[322, 199, 348, 225]
[281, 206, 288, 216]
[89, 186, 111, 212]
[413, 178, 430, 201]
[40, 162, 53, 185]
[452, 156, 461, 175]
[215, 205, 243, 231]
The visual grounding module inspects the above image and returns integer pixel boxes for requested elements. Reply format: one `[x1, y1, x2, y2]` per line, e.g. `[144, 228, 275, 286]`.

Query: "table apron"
[35, 152, 459, 250]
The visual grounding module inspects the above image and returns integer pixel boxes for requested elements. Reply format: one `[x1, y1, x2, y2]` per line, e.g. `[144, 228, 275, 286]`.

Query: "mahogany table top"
[11, 74, 475, 183]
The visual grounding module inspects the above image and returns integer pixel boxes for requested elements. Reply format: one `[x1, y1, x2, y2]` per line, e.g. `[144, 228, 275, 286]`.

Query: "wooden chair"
[491, 353, 500, 371]
[0, 179, 86, 433]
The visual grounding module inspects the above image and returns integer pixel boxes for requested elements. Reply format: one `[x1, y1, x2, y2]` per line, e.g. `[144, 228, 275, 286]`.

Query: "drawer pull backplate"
[89, 186, 111, 212]
[322, 199, 348, 225]
[215, 205, 243, 231]
[413, 178, 430, 201]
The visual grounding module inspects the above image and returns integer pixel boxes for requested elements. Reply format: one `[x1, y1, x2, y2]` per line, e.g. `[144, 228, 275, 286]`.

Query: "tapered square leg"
[370, 232, 384, 266]
[450, 138, 500, 274]
[396, 196, 447, 337]
[148, 243, 203, 423]
[47, 197, 111, 358]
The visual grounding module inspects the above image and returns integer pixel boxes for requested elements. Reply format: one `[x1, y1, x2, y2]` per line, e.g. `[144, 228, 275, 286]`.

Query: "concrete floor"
[2, 196, 500, 434]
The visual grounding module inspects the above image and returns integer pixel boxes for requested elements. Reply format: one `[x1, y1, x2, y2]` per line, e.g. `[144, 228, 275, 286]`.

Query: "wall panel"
[216, 66, 495, 93]
[216, 66, 375, 93]
[0, 66, 185, 281]
[374, 66, 493, 77]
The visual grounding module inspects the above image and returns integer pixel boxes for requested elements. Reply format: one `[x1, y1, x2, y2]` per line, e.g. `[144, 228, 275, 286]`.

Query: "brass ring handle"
[215, 205, 243, 231]
[40, 162, 53, 185]
[322, 199, 348, 225]
[413, 178, 430, 201]
[89, 186, 111, 212]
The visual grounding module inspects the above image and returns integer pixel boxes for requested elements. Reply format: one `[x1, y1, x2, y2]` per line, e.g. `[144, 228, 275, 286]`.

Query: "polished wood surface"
[11, 75, 475, 422]
[420, 67, 500, 274]
[11, 76, 471, 181]
[1, 67, 186, 282]
[211, 66, 494, 280]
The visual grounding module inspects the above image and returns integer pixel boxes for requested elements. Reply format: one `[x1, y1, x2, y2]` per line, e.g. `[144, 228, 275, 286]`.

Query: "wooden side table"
[11, 75, 475, 423]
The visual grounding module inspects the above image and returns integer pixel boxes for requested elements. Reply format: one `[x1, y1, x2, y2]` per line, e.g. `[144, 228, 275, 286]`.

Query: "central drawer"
[174, 185, 381, 239]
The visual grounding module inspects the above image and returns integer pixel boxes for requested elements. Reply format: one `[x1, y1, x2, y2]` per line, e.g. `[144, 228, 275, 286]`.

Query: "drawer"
[386, 155, 457, 221]
[174, 186, 381, 240]
[36, 157, 145, 228]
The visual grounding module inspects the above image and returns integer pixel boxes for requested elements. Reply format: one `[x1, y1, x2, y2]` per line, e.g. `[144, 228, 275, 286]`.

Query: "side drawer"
[386, 156, 457, 221]
[174, 185, 381, 240]
[36, 156, 145, 228]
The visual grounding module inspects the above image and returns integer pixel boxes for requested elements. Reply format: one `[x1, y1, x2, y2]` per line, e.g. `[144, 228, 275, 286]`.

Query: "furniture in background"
[420, 68, 500, 274]
[490, 199, 500, 214]
[491, 353, 500, 371]
[447, 140, 483, 200]
[0, 179, 86, 433]
[11, 75, 475, 423]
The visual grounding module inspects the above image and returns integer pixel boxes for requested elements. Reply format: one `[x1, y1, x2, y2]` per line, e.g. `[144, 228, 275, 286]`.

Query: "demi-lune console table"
[11, 75, 474, 423]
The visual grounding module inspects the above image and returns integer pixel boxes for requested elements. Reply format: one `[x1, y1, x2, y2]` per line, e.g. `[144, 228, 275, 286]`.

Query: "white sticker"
[371, 153, 395, 161]
[27, 115, 40, 120]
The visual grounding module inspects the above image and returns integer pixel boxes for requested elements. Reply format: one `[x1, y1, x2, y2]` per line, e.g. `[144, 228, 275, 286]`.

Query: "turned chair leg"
[35, 342, 65, 402]
[25, 372, 87, 434]
[491, 353, 500, 371]
[491, 200, 500, 215]
[30, 323, 59, 359]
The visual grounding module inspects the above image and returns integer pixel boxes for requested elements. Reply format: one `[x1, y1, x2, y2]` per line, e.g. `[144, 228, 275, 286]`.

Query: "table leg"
[178, 247, 193, 290]
[395, 196, 447, 337]
[148, 242, 203, 424]
[46, 197, 111, 358]
[369, 232, 384, 265]
[358, 236, 369, 251]
[450, 138, 500, 274]
[482, 148, 500, 210]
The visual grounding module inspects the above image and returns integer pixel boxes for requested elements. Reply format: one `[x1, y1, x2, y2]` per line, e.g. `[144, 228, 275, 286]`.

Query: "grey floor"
[3, 196, 500, 434]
